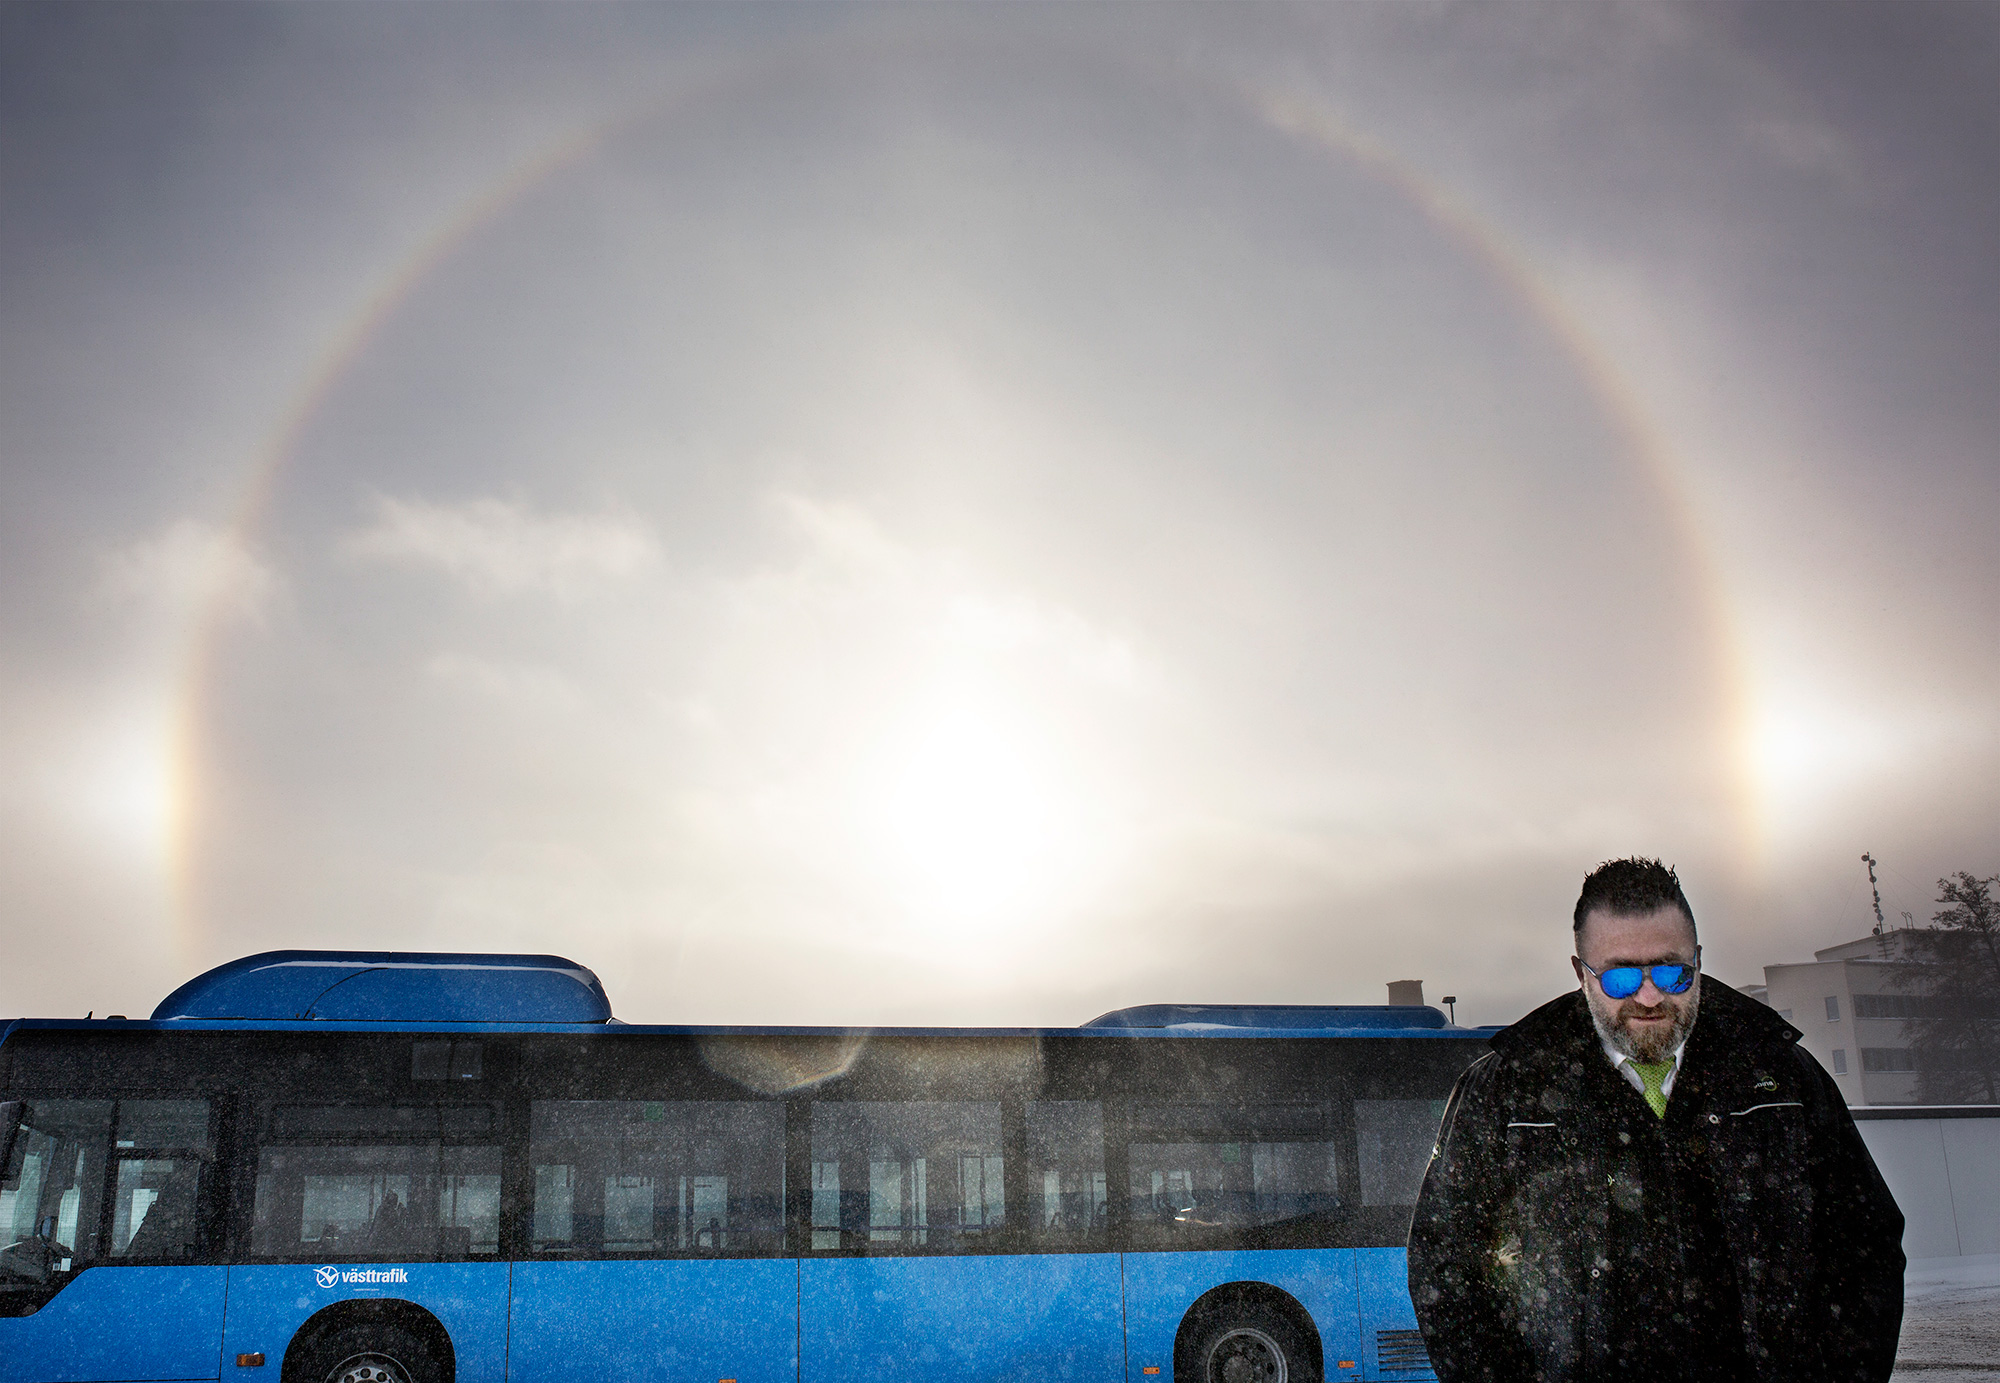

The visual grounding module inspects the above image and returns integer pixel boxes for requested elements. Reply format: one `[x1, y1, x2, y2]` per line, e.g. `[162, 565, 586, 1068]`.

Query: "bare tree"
[1895, 872, 2000, 1103]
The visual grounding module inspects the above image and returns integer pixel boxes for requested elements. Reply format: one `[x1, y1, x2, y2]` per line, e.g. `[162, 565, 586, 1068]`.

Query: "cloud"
[758, 490, 1144, 683]
[100, 519, 278, 625]
[1747, 117, 1854, 182]
[768, 491, 912, 581]
[424, 650, 585, 710]
[341, 494, 660, 597]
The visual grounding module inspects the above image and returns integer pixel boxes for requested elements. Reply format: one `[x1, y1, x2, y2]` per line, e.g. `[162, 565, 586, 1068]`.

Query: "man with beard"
[1408, 858, 1905, 1383]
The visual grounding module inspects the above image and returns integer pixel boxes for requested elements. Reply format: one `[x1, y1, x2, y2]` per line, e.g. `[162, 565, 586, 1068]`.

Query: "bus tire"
[295, 1323, 443, 1383]
[1188, 1306, 1310, 1383]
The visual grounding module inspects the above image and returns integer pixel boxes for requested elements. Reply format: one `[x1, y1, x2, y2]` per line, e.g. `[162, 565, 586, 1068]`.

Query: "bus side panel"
[1354, 1248, 1434, 1381]
[0, 1266, 227, 1383]
[802, 1253, 1123, 1383]
[508, 1260, 798, 1383]
[217, 1264, 508, 1383]
[1120, 1249, 1361, 1383]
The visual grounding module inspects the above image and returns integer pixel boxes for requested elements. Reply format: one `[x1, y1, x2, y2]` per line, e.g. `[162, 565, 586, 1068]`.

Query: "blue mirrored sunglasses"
[1579, 959, 1698, 1000]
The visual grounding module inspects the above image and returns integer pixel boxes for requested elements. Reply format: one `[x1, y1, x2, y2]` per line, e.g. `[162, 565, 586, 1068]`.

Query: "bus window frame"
[0, 1101, 22, 1180]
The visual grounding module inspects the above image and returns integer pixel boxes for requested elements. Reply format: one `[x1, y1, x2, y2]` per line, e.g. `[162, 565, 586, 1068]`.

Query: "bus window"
[528, 1100, 784, 1256]
[1354, 1098, 1448, 1206]
[1124, 1102, 1341, 1249]
[114, 1100, 209, 1150]
[111, 1160, 202, 1257]
[809, 1102, 1004, 1254]
[250, 1105, 501, 1259]
[108, 1099, 211, 1259]
[2, 1101, 114, 1289]
[1025, 1101, 1106, 1246]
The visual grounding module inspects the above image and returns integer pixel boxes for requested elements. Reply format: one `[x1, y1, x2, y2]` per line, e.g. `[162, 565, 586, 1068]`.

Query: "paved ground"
[1894, 1256, 2000, 1380]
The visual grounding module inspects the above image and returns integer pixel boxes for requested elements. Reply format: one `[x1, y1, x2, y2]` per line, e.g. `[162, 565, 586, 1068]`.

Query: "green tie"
[1630, 1060, 1673, 1118]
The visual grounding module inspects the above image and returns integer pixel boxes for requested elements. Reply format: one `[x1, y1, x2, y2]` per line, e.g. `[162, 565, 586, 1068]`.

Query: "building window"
[1831, 1050, 1847, 1075]
[1861, 1048, 1917, 1074]
[1853, 994, 1930, 1020]
[1825, 996, 1841, 1022]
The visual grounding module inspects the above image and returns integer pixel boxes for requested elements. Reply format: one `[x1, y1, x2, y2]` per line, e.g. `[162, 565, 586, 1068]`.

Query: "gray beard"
[1588, 978, 1700, 1064]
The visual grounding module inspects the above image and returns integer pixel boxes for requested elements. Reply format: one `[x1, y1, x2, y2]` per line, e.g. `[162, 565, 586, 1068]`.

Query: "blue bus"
[2, 951, 1494, 1383]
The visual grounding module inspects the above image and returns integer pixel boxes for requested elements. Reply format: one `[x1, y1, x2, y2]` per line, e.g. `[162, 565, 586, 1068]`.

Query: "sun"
[1745, 680, 1943, 847]
[871, 702, 1094, 924]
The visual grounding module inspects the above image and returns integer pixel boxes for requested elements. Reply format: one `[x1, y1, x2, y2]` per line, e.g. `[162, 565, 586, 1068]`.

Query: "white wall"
[1858, 1116, 2000, 1260]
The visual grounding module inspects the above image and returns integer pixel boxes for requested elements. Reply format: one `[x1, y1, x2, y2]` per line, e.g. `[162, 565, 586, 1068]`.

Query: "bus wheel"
[1191, 1309, 1304, 1383]
[297, 1324, 442, 1383]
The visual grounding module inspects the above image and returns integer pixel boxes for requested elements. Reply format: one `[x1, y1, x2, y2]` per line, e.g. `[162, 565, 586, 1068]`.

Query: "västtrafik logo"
[314, 1265, 409, 1288]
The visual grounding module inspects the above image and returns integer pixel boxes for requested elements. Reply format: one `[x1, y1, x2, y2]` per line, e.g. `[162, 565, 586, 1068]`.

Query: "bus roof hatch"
[150, 950, 614, 1024]
[1080, 1003, 1448, 1031]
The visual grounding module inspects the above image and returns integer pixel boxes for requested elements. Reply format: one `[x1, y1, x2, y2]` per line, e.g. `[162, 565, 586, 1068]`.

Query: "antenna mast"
[1862, 852, 1886, 939]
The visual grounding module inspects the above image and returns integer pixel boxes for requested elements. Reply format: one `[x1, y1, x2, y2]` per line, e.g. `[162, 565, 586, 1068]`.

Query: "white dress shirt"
[1599, 1026, 1690, 1100]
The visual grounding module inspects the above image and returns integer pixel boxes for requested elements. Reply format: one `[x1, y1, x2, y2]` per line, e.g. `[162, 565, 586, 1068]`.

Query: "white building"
[1744, 931, 2000, 1267]
[1744, 929, 1934, 1107]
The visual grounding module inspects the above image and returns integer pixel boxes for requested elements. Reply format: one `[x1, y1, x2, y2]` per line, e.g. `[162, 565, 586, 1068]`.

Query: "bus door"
[1, 1097, 225, 1383]
[219, 1061, 511, 1383]
[801, 1099, 1123, 1383]
[506, 1098, 796, 1383]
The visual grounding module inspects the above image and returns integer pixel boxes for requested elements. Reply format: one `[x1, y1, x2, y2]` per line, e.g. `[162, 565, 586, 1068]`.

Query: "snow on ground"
[1895, 1255, 2000, 1379]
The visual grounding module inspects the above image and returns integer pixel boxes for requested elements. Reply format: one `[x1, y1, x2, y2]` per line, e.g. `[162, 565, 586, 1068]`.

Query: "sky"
[2, 2, 1996, 1029]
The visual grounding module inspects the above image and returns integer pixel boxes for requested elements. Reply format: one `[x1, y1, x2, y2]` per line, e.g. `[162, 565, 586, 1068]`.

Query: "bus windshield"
[2, 1100, 93, 1292]
[1, 1096, 211, 1308]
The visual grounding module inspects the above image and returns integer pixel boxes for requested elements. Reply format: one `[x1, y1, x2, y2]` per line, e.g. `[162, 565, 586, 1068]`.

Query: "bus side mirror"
[0, 1101, 22, 1188]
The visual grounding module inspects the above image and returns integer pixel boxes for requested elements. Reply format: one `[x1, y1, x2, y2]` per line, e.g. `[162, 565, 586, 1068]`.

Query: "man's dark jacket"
[1408, 980, 1904, 1383]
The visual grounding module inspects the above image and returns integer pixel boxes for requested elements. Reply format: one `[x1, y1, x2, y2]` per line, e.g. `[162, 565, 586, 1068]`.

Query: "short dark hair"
[1573, 857, 1696, 936]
